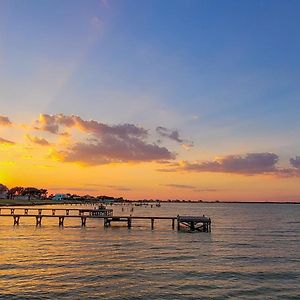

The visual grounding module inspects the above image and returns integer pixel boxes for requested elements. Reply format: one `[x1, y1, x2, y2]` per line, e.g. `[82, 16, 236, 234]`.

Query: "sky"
[0, 0, 300, 201]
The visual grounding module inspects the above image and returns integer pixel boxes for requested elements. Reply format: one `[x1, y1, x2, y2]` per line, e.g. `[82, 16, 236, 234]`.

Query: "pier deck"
[0, 207, 211, 232]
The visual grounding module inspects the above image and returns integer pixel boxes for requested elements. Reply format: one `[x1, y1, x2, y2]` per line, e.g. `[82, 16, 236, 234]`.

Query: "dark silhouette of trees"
[3, 186, 48, 200]
[39, 189, 48, 199]
[22, 187, 43, 200]
[0, 184, 8, 194]
[7, 186, 24, 199]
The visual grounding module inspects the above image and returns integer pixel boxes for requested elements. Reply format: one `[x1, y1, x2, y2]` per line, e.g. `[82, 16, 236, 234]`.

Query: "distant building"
[0, 191, 8, 199]
[15, 195, 31, 200]
[52, 194, 68, 201]
[101, 198, 115, 204]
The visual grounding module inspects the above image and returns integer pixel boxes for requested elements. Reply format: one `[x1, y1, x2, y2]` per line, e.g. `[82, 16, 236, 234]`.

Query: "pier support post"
[190, 221, 195, 231]
[172, 218, 175, 230]
[127, 217, 132, 229]
[151, 218, 154, 230]
[81, 216, 87, 227]
[177, 215, 180, 231]
[58, 216, 65, 227]
[104, 218, 111, 227]
[13, 216, 20, 226]
[36, 216, 42, 226]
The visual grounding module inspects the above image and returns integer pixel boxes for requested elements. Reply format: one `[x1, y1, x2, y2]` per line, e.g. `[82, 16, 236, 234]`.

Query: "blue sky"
[1, 0, 300, 200]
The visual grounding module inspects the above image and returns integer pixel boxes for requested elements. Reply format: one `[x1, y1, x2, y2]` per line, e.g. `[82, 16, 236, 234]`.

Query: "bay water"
[0, 203, 299, 299]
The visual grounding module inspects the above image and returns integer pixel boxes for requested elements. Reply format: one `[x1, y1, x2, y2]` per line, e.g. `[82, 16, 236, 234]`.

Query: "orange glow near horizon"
[0, 114, 300, 202]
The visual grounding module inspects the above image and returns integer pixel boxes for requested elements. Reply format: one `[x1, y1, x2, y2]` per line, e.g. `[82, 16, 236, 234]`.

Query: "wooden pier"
[0, 207, 211, 232]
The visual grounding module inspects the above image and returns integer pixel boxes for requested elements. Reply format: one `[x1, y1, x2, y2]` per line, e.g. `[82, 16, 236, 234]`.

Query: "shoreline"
[0, 199, 299, 206]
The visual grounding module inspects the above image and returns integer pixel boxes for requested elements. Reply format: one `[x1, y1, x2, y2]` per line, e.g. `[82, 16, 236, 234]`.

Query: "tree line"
[0, 184, 47, 200]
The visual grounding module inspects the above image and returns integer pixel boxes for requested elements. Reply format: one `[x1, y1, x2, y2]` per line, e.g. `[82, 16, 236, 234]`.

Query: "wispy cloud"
[106, 185, 132, 191]
[35, 114, 148, 138]
[26, 134, 50, 146]
[156, 126, 193, 149]
[178, 153, 279, 175]
[0, 116, 12, 126]
[193, 188, 219, 192]
[0, 137, 15, 145]
[290, 156, 300, 169]
[162, 184, 195, 189]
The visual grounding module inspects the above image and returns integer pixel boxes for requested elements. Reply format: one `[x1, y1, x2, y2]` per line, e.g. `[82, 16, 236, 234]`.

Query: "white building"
[52, 194, 67, 201]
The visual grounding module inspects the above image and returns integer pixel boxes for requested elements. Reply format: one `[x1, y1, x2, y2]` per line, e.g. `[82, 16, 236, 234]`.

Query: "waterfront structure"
[0, 207, 211, 232]
[52, 194, 68, 201]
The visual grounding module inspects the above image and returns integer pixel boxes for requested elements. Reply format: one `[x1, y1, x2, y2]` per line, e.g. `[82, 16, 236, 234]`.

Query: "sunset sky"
[1, 0, 300, 201]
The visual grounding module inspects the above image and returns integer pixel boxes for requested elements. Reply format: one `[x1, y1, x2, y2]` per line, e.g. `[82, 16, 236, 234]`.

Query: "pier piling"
[36, 216, 42, 226]
[58, 216, 65, 226]
[81, 216, 87, 227]
[13, 216, 20, 226]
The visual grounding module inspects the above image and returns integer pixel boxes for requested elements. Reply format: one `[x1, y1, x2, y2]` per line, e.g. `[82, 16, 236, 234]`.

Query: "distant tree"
[39, 189, 48, 199]
[22, 187, 41, 200]
[7, 186, 24, 199]
[0, 184, 9, 194]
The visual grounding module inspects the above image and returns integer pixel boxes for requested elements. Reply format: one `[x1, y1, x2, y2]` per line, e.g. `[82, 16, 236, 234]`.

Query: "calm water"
[0, 203, 299, 299]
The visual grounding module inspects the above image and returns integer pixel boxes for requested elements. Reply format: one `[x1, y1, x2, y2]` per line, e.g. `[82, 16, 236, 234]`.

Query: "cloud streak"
[35, 114, 148, 138]
[0, 137, 15, 145]
[179, 153, 279, 175]
[156, 126, 193, 149]
[163, 184, 195, 189]
[26, 134, 50, 146]
[0, 116, 12, 126]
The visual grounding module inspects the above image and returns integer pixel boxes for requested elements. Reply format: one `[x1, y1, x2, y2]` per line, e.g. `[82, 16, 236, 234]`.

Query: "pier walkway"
[0, 207, 211, 232]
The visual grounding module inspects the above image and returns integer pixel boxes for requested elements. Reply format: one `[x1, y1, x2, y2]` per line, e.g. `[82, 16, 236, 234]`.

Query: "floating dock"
[0, 207, 211, 232]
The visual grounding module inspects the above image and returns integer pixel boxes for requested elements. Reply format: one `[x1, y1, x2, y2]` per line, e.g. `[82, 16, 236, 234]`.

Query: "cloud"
[35, 114, 148, 138]
[156, 126, 194, 148]
[106, 185, 132, 191]
[0, 137, 15, 145]
[55, 137, 174, 166]
[290, 156, 300, 169]
[184, 153, 279, 174]
[163, 184, 195, 189]
[161, 153, 279, 175]
[35, 113, 175, 165]
[26, 134, 50, 146]
[193, 188, 219, 192]
[156, 126, 183, 143]
[0, 116, 12, 126]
